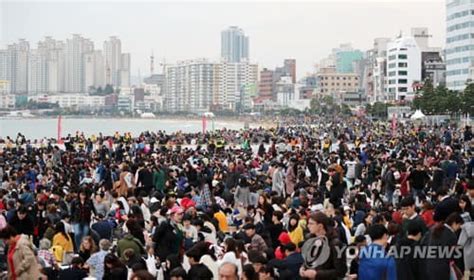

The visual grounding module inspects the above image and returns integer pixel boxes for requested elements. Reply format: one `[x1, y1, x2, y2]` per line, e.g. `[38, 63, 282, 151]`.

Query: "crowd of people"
[0, 114, 473, 280]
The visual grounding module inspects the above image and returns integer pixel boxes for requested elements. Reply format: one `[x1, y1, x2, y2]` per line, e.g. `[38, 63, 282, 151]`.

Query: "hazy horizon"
[1, 0, 445, 80]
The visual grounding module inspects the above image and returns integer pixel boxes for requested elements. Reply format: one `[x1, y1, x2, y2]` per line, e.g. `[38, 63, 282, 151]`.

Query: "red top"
[7, 235, 20, 280]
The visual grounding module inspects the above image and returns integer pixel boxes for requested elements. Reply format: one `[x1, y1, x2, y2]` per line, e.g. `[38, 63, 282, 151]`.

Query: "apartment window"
[398, 54, 407, 59]
[336, 83, 340, 86]
[389, 71, 396, 77]
[389, 79, 396, 84]
[331, 83, 335, 86]
[336, 77, 340, 80]
[389, 63, 396, 68]
[348, 83, 351, 86]
[398, 71, 407, 75]
[389, 55, 396, 60]
[343, 77, 346, 80]
[342, 83, 346, 86]
[398, 79, 408, 84]
[355, 77, 358, 80]
[398, 87, 408, 92]
[398, 62, 408, 67]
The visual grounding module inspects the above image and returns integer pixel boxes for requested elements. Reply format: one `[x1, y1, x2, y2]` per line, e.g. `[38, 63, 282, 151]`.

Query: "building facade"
[65, 34, 94, 92]
[258, 68, 275, 101]
[385, 36, 421, 101]
[221, 26, 249, 63]
[336, 49, 364, 73]
[103, 36, 121, 86]
[445, 0, 474, 90]
[217, 62, 258, 111]
[316, 67, 360, 96]
[165, 59, 218, 113]
[84, 50, 105, 91]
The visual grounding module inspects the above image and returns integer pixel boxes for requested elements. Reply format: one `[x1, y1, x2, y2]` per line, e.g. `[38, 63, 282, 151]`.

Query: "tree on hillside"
[104, 84, 114, 95]
[462, 83, 474, 115]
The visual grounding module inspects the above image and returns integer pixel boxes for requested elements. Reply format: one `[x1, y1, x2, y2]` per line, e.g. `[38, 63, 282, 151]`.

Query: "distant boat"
[141, 112, 156, 118]
[4, 111, 35, 118]
[202, 112, 215, 118]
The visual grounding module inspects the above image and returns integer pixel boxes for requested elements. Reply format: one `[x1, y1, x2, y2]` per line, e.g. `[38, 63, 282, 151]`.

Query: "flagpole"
[57, 115, 63, 144]
[202, 115, 207, 134]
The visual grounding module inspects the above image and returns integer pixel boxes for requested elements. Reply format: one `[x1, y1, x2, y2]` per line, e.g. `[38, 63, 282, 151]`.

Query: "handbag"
[449, 261, 463, 280]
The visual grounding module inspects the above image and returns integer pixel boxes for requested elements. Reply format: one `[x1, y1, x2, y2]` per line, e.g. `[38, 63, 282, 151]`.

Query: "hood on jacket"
[461, 222, 474, 238]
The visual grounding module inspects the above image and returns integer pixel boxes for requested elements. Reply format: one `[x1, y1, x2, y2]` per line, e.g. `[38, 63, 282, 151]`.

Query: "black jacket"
[303, 235, 347, 280]
[70, 199, 97, 224]
[152, 220, 183, 261]
[423, 225, 461, 280]
[58, 267, 88, 280]
[9, 213, 34, 236]
[284, 252, 304, 279]
[434, 197, 461, 222]
[396, 237, 423, 280]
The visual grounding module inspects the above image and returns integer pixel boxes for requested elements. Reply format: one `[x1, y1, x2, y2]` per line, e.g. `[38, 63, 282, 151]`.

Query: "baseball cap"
[168, 205, 184, 215]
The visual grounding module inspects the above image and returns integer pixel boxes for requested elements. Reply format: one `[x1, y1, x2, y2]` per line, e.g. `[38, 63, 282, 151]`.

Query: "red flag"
[57, 115, 63, 144]
[202, 115, 207, 134]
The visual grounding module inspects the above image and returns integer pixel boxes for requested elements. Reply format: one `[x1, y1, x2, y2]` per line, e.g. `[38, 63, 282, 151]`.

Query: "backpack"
[50, 245, 64, 262]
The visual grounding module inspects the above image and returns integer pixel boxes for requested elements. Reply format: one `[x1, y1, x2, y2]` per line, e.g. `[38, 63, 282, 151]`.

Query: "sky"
[1, 0, 445, 80]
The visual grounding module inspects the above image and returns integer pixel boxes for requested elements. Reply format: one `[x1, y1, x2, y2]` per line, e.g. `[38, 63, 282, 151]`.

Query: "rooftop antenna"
[160, 58, 167, 75]
[150, 50, 154, 75]
[138, 68, 141, 86]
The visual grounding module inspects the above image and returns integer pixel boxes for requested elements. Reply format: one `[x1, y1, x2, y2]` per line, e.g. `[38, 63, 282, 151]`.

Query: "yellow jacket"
[52, 233, 74, 254]
[289, 226, 304, 247]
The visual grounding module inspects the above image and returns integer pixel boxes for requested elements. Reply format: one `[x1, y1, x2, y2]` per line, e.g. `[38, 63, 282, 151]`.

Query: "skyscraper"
[446, 0, 474, 90]
[217, 61, 258, 110]
[103, 36, 122, 86]
[165, 59, 219, 113]
[3, 39, 30, 94]
[65, 34, 93, 92]
[28, 49, 48, 94]
[120, 53, 131, 87]
[39, 37, 66, 93]
[84, 50, 105, 91]
[221, 26, 249, 63]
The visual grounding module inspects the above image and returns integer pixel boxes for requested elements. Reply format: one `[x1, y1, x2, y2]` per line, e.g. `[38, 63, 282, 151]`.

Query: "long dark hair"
[55, 221, 70, 241]
[288, 214, 300, 232]
[224, 238, 240, 258]
[432, 212, 463, 239]
[460, 195, 472, 213]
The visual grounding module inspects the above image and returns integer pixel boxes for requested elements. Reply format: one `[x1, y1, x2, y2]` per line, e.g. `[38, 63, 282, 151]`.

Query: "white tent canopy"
[410, 110, 426, 120]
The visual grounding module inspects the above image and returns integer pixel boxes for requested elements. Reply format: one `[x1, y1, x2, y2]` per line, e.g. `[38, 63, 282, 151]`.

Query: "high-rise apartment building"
[221, 26, 249, 63]
[445, 0, 474, 90]
[120, 53, 131, 87]
[3, 39, 30, 94]
[28, 49, 48, 94]
[104, 36, 122, 86]
[65, 34, 93, 92]
[165, 59, 218, 113]
[217, 62, 258, 110]
[84, 50, 105, 91]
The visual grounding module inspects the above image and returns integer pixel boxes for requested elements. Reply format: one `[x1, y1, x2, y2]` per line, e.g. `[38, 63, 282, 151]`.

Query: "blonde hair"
[79, 236, 98, 254]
